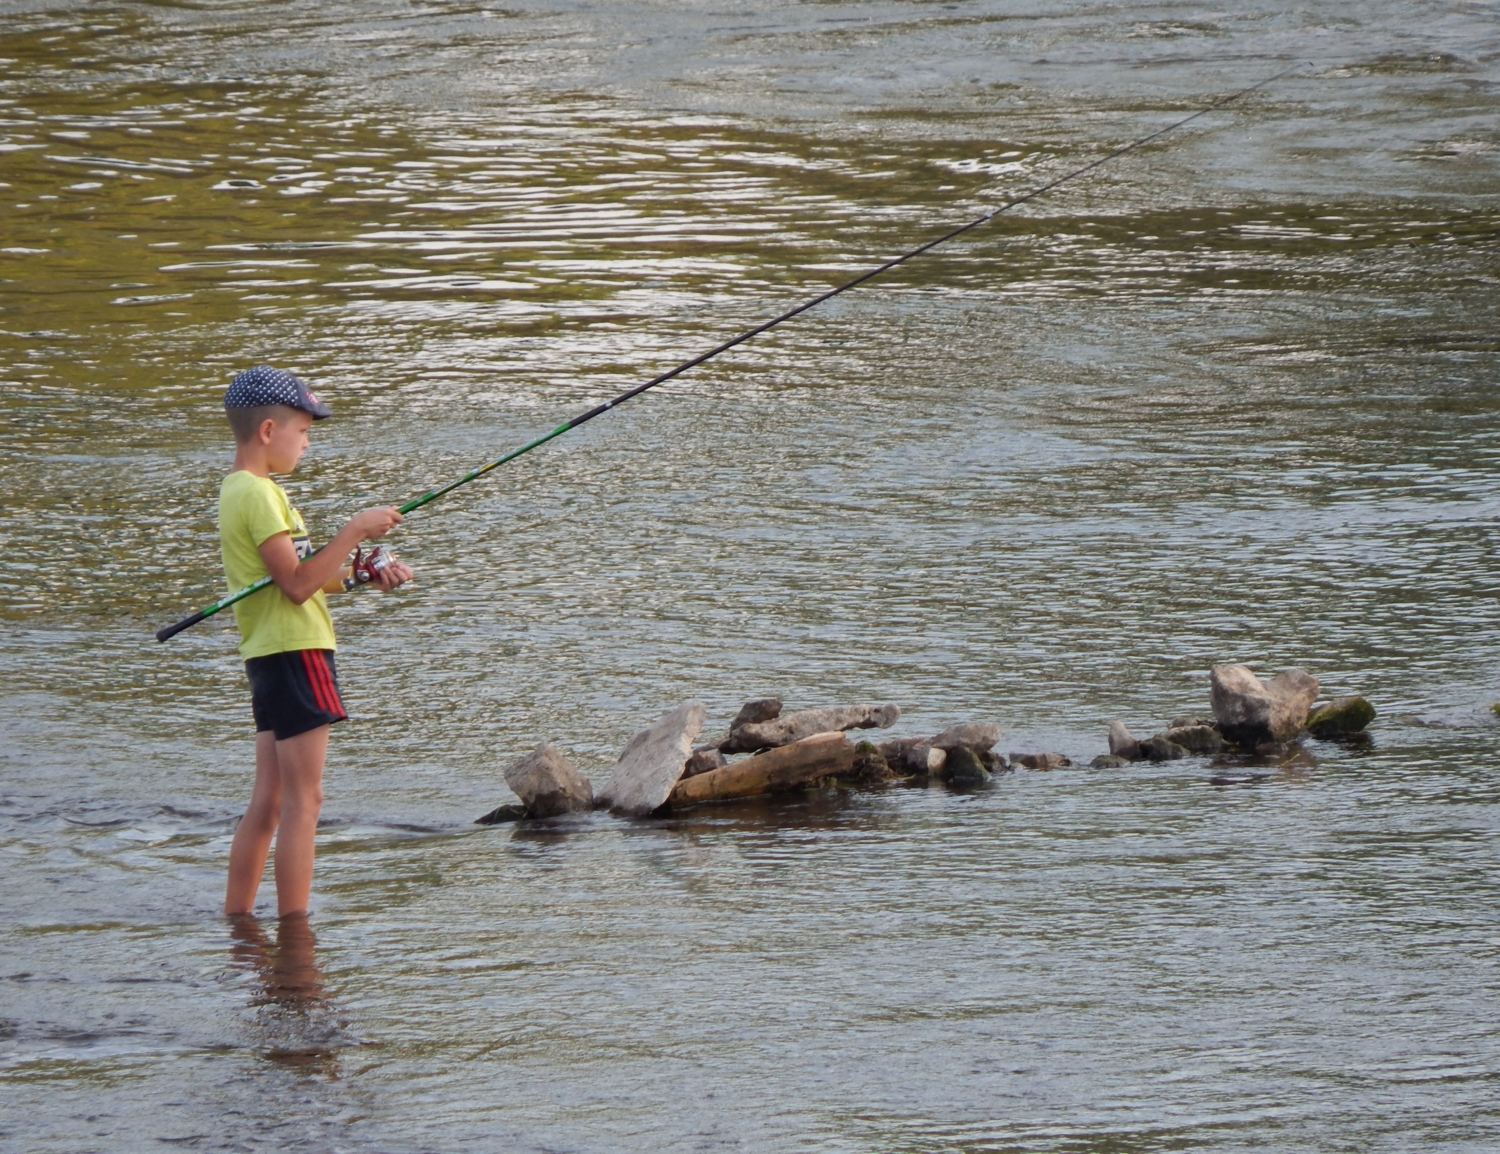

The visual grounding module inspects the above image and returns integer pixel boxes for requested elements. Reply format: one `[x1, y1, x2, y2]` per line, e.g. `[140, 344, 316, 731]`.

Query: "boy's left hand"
[371, 560, 414, 592]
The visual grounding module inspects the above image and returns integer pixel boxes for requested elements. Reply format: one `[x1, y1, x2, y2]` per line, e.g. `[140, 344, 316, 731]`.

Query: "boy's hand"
[371, 559, 414, 592]
[350, 506, 403, 540]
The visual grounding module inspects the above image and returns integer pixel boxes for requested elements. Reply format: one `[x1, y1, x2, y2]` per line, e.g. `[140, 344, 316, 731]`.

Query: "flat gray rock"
[503, 742, 593, 818]
[721, 702, 900, 753]
[596, 700, 706, 816]
[928, 722, 1001, 751]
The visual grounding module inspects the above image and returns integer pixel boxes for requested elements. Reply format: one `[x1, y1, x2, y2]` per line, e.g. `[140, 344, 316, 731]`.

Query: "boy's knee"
[284, 783, 323, 812]
[242, 799, 280, 830]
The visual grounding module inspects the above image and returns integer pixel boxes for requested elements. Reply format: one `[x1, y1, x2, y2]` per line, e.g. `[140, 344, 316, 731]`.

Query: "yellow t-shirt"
[219, 471, 337, 659]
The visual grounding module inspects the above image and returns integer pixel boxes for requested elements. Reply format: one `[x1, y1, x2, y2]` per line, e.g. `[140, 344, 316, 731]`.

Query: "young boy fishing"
[219, 365, 414, 919]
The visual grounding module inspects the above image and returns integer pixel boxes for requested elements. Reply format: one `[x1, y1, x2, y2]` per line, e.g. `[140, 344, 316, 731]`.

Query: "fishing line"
[157, 60, 1310, 642]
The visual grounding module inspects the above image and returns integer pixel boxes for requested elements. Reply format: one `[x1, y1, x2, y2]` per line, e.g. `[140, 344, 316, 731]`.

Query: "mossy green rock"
[943, 745, 992, 783]
[1090, 753, 1131, 769]
[1306, 696, 1375, 737]
[1162, 724, 1223, 754]
[1138, 735, 1188, 762]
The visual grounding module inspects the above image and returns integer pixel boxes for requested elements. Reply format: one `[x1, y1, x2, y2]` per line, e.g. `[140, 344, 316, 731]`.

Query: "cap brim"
[298, 391, 334, 418]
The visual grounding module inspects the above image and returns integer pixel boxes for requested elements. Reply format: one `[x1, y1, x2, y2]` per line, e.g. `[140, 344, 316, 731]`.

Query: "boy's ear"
[257, 417, 278, 445]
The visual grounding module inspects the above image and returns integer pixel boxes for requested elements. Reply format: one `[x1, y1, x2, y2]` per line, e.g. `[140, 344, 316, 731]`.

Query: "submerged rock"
[1090, 754, 1131, 769]
[721, 702, 901, 754]
[1011, 752, 1071, 770]
[1306, 695, 1376, 737]
[1161, 724, 1223, 754]
[1108, 720, 1141, 761]
[475, 803, 527, 825]
[1210, 664, 1320, 748]
[596, 700, 706, 816]
[503, 742, 594, 818]
[1137, 735, 1188, 762]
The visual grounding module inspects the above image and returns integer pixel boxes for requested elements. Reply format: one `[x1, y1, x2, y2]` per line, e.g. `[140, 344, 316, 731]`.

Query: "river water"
[2, 1, 1499, 1150]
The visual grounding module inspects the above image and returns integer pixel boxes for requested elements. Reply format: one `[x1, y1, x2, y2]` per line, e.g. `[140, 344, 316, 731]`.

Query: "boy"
[219, 365, 414, 919]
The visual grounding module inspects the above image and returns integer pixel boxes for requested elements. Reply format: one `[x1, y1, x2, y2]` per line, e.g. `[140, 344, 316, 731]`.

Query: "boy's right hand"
[349, 506, 404, 540]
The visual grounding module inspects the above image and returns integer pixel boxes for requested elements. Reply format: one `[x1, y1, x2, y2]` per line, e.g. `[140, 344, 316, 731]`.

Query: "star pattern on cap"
[224, 365, 303, 408]
[223, 364, 331, 417]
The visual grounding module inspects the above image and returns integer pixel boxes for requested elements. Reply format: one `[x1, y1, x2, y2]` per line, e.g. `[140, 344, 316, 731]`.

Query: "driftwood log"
[669, 731, 856, 808]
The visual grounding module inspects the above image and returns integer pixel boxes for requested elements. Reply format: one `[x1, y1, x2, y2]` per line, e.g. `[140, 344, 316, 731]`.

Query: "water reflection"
[4, 1, 1500, 1150]
[227, 913, 346, 1074]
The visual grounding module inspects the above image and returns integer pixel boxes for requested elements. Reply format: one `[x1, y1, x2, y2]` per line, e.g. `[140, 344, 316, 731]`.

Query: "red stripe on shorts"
[300, 648, 333, 711]
[301, 649, 335, 714]
[313, 650, 345, 717]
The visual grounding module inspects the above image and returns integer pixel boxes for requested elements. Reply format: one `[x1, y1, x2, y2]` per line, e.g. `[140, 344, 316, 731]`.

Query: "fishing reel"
[343, 545, 397, 591]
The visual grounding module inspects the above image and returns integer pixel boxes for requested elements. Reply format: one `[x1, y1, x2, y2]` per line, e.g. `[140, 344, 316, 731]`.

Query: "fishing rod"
[156, 60, 1309, 643]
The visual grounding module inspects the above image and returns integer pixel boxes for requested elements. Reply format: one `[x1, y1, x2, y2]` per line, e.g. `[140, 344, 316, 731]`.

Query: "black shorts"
[245, 649, 347, 740]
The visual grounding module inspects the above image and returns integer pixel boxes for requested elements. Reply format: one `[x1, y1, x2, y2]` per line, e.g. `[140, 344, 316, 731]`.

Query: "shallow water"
[2, 1, 1499, 1150]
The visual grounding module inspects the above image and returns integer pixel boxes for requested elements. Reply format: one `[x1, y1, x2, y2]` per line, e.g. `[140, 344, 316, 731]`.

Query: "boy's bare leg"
[225, 731, 284, 915]
[272, 724, 329, 918]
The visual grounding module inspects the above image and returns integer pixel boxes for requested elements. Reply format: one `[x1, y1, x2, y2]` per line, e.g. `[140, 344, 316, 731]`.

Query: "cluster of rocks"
[477, 698, 1051, 824]
[476, 664, 1377, 824]
[1090, 663, 1376, 768]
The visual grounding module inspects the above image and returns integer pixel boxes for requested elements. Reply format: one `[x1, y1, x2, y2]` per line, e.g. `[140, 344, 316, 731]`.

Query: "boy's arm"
[258, 507, 403, 605]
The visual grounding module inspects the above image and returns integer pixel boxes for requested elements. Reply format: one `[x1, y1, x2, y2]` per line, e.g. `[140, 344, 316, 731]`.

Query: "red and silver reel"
[348, 545, 396, 586]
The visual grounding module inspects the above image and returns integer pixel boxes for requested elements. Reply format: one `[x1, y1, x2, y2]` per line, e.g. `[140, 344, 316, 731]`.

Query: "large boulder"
[721, 703, 900, 754]
[1306, 696, 1376, 737]
[502, 743, 593, 818]
[596, 700, 706, 816]
[1210, 664, 1320, 747]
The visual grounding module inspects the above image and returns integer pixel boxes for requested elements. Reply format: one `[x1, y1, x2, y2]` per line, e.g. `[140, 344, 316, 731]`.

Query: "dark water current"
[2, 2, 1499, 1150]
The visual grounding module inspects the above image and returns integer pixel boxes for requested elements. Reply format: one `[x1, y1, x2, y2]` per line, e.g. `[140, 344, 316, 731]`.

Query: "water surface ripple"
[2, 2, 1498, 1151]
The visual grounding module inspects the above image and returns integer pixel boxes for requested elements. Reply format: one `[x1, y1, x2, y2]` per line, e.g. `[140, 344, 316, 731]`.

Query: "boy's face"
[263, 410, 315, 474]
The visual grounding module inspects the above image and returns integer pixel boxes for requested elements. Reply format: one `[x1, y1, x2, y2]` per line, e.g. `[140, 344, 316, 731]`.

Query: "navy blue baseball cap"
[224, 365, 332, 418]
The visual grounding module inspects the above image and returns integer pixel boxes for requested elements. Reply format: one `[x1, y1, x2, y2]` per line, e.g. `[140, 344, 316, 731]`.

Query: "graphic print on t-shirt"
[291, 510, 313, 560]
